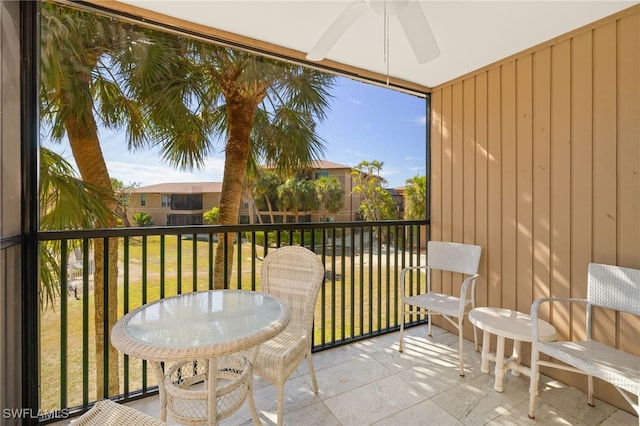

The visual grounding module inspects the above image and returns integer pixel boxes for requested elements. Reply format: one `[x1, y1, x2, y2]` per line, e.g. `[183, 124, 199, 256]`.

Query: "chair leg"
[276, 384, 284, 426]
[306, 350, 318, 394]
[150, 362, 168, 422]
[427, 313, 433, 337]
[398, 308, 405, 352]
[528, 345, 540, 419]
[457, 318, 465, 376]
[587, 375, 594, 406]
[473, 323, 479, 352]
[246, 374, 262, 425]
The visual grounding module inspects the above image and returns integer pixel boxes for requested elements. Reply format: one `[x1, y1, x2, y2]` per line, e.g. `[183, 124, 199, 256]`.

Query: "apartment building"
[127, 160, 373, 226]
[129, 182, 223, 226]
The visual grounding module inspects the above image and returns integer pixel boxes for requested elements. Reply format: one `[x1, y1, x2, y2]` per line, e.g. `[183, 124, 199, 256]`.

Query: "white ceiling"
[116, 0, 638, 90]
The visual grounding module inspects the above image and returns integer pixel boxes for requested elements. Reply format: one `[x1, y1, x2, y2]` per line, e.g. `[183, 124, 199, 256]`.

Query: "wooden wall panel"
[532, 47, 552, 320]
[515, 55, 533, 315]
[430, 90, 443, 245]
[570, 31, 593, 342]
[441, 85, 453, 249]
[591, 21, 617, 347]
[474, 74, 489, 309]
[429, 5, 640, 410]
[501, 62, 517, 310]
[450, 82, 464, 296]
[617, 12, 640, 354]
[462, 79, 476, 248]
[487, 68, 502, 308]
[550, 39, 572, 340]
[462, 78, 476, 335]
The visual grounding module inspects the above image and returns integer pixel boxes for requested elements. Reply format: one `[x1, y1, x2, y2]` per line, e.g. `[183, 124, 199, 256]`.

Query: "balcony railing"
[37, 220, 428, 422]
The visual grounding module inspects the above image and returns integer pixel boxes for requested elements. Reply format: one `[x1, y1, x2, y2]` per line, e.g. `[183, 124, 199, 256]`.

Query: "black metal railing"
[37, 220, 428, 420]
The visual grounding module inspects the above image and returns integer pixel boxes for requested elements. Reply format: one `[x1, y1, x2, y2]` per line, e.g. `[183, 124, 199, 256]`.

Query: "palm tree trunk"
[214, 98, 256, 288]
[64, 109, 119, 398]
[264, 196, 276, 224]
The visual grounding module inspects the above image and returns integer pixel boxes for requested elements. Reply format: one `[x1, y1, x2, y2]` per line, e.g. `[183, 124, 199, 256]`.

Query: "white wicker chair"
[70, 399, 166, 426]
[252, 245, 325, 426]
[528, 263, 640, 423]
[398, 241, 482, 376]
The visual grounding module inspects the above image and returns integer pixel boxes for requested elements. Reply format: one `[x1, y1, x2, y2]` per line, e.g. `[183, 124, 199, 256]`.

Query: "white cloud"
[107, 157, 225, 186]
[408, 115, 427, 125]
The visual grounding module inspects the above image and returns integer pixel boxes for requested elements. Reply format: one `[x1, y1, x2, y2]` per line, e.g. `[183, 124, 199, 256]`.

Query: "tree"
[314, 176, 344, 220]
[40, 5, 129, 397]
[39, 147, 114, 308]
[40, 3, 335, 394]
[183, 46, 335, 287]
[404, 175, 427, 220]
[111, 178, 138, 227]
[203, 207, 220, 224]
[40, 3, 208, 397]
[351, 160, 396, 222]
[277, 177, 318, 222]
[252, 170, 284, 224]
[132, 212, 153, 227]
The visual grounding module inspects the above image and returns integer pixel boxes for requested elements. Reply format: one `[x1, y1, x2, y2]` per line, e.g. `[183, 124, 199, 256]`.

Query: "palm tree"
[184, 46, 335, 287]
[314, 175, 344, 219]
[40, 3, 207, 397]
[352, 160, 396, 221]
[253, 170, 285, 224]
[404, 175, 427, 220]
[40, 4, 129, 397]
[277, 177, 318, 223]
[40, 3, 335, 396]
[39, 147, 114, 308]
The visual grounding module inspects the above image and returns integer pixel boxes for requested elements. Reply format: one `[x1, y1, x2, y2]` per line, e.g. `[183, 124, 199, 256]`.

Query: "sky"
[43, 76, 427, 189]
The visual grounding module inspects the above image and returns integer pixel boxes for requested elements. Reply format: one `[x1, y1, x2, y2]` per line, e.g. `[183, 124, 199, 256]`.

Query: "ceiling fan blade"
[306, 0, 367, 61]
[397, 1, 440, 64]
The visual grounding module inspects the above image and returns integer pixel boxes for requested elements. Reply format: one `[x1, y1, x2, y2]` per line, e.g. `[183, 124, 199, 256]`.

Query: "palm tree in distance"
[314, 175, 345, 220]
[404, 175, 427, 220]
[277, 177, 318, 223]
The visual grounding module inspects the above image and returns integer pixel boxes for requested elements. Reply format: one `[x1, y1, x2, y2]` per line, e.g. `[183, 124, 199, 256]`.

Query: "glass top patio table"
[111, 289, 291, 363]
[111, 290, 290, 425]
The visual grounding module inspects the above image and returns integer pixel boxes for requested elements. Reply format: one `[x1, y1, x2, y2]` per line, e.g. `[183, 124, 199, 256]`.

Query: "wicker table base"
[163, 354, 259, 425]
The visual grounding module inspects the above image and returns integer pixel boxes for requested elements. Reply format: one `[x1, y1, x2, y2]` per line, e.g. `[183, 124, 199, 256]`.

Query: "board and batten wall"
[428, 4, 640, 411]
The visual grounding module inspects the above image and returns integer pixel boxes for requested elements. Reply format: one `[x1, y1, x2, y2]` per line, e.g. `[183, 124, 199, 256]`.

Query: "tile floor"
[72, 326, 639, 425]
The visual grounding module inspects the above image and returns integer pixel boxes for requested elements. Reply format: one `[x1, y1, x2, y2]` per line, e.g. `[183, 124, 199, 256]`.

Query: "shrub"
[132, 212, 152, 227]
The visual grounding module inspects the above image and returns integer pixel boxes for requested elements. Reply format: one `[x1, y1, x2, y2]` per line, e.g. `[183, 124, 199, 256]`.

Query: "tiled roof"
[131, 182, 223, 194]
[310, 160, 351, 169]
[263, 160, 351, 170]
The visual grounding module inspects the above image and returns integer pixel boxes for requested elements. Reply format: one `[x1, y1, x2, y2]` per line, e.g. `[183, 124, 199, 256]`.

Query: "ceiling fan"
[306, 0, 440, 64]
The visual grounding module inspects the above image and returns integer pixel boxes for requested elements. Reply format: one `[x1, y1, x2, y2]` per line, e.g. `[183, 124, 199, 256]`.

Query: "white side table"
[468, 307, 556, 392]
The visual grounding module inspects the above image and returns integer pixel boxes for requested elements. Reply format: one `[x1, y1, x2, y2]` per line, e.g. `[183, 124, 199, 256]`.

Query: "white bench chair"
[528, 263, 640, 423]
[70, 399, 166, 425]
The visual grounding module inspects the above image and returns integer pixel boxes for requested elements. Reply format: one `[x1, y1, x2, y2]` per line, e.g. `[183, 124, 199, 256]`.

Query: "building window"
[168, 213, 203, 226]
[171, 194, 203, 210]
[314, 171, 329, 180]
[140, 194, 146, 207]
[161, 194, 171, 207]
